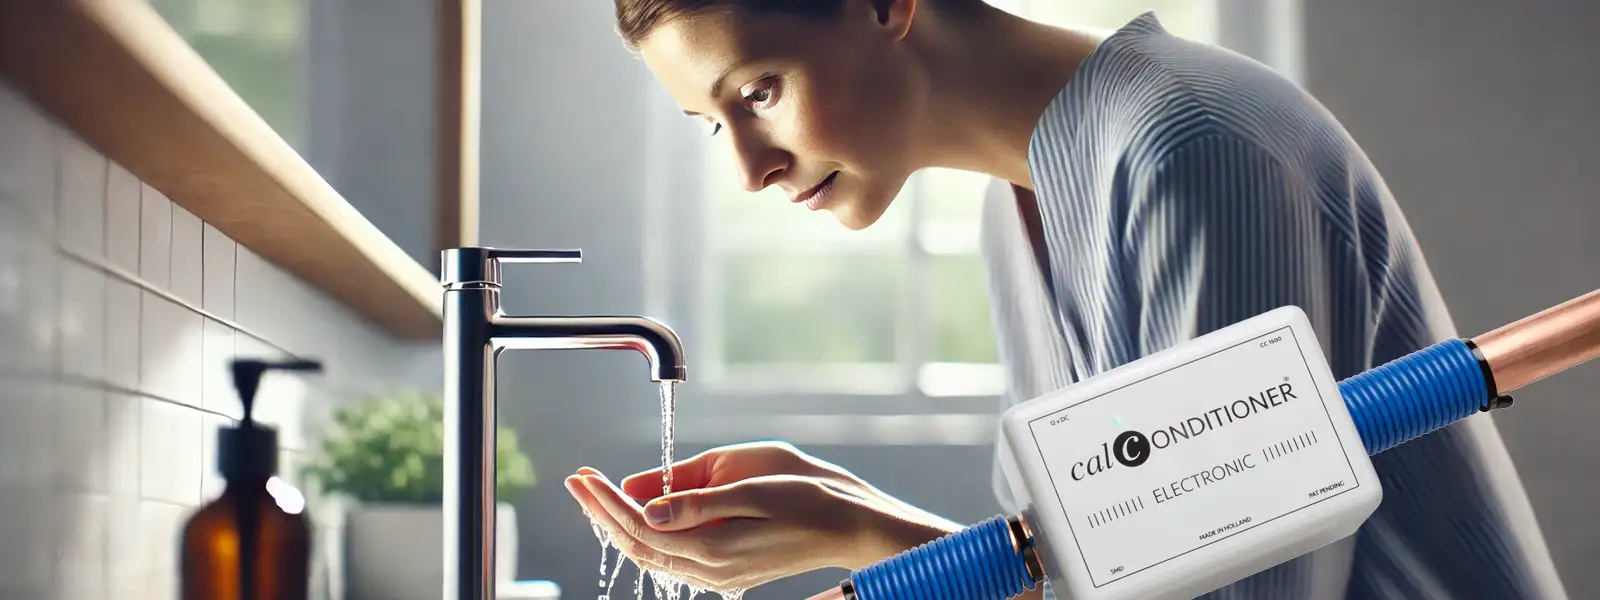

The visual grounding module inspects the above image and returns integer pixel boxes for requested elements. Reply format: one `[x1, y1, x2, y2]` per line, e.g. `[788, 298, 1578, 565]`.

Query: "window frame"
[642, 0, 1301, 429]
[641, 94, 1006, 408]
[693, 147, 1007, 397]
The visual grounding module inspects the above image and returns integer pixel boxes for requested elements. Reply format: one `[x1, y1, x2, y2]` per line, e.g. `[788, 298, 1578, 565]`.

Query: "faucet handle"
[441, 246, 583, 286]
[488, 248, 583, 264]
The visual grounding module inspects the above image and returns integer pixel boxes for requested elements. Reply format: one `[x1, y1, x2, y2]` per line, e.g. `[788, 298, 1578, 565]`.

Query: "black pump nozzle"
[221, 358, 323, 481]
[230, 358, 323, 423]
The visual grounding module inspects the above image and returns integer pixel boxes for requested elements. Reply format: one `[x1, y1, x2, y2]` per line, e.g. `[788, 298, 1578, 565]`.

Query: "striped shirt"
[981, 12, 1568, 600]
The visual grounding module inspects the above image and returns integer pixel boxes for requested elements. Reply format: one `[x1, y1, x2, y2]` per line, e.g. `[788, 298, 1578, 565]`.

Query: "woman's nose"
[733, 136, 788, 192]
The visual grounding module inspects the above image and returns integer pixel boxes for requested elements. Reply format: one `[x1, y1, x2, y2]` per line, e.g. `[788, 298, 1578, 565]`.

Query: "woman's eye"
[741, 79, 780, 109]
[704, 77, 779, 137]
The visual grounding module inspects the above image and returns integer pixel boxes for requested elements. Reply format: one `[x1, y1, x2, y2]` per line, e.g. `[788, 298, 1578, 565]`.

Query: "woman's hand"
[565, 441, 962, 592]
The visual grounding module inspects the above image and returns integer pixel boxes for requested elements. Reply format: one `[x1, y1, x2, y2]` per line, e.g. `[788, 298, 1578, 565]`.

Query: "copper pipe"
[1472, 288, 1600, 394]
[805, 587, 848, 600]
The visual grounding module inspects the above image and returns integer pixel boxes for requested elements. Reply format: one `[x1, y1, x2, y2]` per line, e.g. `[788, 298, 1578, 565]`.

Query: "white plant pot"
[344, 502, 519, 600]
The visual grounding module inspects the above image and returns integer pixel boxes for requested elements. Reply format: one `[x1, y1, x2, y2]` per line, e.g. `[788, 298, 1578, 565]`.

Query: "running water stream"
[659, 380, 676, 498]
[589, 382, 746, 600]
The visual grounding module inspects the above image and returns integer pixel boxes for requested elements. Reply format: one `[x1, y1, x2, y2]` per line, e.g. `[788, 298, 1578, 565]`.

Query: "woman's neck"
[906, 8, 1108, 189]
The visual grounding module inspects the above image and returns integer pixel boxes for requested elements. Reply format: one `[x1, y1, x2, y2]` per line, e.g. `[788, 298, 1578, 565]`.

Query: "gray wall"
[481, 2, 1600, 599]
[1302, 0, 1600, 595]
[305, 0, 441, 272]
[0, 80, 439, 599]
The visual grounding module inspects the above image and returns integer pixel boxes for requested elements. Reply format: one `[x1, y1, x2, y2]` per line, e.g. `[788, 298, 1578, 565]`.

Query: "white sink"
[499, 580, 561, 600]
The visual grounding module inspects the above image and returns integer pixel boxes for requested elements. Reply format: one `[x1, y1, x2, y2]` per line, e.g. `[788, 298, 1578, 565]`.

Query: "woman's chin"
[832, 211, 875, 231]
[830, 196, 892, 231]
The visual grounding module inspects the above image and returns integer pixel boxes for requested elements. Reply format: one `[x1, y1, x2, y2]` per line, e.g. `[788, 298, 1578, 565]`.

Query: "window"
[689, 1, 1218, 399]
[699, 159, 1000, 397]
[150, 0, 308, 150]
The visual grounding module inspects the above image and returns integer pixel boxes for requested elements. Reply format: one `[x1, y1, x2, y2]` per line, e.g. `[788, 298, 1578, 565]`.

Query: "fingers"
[642, 481, 767, 532]
[620, 441, 826, 501]
[564, 477, 724, 591]
[578, 474, 731, 560]
[620, 451, 718, 501]
[643, 475, 833, 532]
[569, 475, 769, 589]
[563, 478, 679, 564]
[567, 473, 843, 591]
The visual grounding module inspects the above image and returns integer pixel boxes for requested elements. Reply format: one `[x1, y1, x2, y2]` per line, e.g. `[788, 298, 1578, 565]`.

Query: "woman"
[565, 1, 1567, 598]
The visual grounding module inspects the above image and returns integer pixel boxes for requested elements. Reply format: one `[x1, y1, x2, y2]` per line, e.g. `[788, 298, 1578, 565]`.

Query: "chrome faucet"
[440, 247, 687, 600]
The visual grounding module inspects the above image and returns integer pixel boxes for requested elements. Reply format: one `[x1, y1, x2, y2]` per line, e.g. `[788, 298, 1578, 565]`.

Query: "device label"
[1026, 326, 1360, 587]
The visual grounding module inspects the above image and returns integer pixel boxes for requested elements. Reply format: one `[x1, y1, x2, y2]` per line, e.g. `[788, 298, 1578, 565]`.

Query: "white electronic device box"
[997, 305, 1383, 600]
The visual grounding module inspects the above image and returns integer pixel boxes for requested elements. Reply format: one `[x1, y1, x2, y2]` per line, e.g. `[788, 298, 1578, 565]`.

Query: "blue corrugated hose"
[849, 515, 1036, 600]
[1338, 338, 1487, 455]
[847, 338, 1491, 600]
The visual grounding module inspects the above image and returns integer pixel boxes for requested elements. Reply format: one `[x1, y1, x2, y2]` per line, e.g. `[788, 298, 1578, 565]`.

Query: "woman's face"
[638, 3, 924, 230]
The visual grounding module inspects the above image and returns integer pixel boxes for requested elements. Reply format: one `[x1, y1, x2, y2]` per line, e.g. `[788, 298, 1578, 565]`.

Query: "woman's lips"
[793, 171, 840, 211]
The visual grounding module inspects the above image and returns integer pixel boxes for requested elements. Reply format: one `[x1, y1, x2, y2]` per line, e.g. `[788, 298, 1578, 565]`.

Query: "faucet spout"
[439, 246, 688, 600]
[491, 315, 687, 381]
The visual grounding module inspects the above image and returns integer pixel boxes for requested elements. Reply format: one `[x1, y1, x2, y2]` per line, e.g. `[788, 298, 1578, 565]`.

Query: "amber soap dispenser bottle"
[182, 358, 322, 600]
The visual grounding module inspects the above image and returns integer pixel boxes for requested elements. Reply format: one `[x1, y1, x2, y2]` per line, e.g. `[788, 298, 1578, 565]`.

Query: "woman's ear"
[860, 0, 917, 41]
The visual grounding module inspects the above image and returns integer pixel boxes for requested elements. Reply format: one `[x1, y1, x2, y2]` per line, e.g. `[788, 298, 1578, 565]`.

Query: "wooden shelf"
[0, 0, 444, 340]
[436, 0, 483, 254]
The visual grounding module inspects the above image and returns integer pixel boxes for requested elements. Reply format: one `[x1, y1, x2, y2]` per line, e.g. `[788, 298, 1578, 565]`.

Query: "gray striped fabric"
[980, 12, 1568, 600]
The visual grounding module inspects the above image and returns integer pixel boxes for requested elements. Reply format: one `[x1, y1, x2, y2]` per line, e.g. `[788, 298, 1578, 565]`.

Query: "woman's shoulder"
[1065, 12, 1357, 163]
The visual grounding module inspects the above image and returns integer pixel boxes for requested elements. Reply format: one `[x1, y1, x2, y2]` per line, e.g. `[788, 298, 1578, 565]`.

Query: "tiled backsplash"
[0, 80, 440, 599]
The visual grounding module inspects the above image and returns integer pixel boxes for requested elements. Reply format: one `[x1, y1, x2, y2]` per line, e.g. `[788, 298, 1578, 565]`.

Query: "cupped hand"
[565, 441, 961, 592]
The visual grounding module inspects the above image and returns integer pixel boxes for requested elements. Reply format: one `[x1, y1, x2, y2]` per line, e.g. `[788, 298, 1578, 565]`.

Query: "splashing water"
[590, 517, 627, 600]
[584, 382, 747, 600]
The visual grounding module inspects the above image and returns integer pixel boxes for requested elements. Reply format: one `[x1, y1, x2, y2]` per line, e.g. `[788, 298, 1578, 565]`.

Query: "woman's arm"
[1125, 130, 1562, 598]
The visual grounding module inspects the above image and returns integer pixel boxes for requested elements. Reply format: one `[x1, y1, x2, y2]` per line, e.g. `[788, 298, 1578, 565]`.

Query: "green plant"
[304, 389, 536, 503]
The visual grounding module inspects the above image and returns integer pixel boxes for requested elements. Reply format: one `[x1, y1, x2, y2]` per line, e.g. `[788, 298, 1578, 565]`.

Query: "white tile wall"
[104, 164, 140, 273]
[169, 206, 202, 307]
[53, 386, 108, 493]
[105, 280, 141, 391]
[59, 259, 106, 381]
[56, 133, 104, 259]
[0, 79, 440, 600]
[0, 78, 54, 231]
[137, 183, 171, 289]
